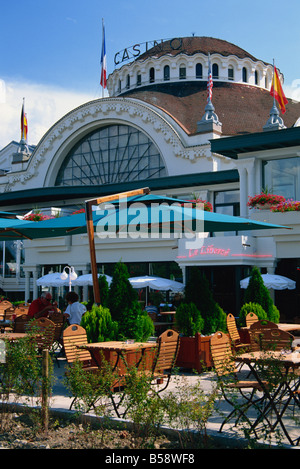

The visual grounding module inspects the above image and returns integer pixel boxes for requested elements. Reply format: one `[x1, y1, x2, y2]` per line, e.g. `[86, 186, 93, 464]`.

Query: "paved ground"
[46, 356, 299, 449]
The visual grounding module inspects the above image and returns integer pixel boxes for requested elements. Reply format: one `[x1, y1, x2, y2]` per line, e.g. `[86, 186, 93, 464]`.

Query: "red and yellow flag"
[270, 66, 288, 114]
[21, 100, 28, 141]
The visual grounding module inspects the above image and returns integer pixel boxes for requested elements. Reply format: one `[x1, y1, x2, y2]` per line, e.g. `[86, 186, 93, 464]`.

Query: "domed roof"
[124, 81, 300, 136]
[136, 36, 263, 64]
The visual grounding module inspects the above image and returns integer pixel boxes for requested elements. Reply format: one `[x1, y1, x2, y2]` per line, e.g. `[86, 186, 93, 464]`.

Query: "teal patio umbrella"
[0, 188, 290, 303]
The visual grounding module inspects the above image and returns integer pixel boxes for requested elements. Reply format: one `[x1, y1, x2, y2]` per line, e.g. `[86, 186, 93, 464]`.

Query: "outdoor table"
[0, 332, 29, 341]
[77, 340, 157, 376]
[235, 350, 300, 446]
[277, 323, 300, 333]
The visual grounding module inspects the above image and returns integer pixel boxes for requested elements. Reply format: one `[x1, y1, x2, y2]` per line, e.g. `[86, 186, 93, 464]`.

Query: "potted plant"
[175, 302, 210, 372]
[187, 193, 213, 212]
[271, 199, 300, 212]
[247, 191, 285, 210]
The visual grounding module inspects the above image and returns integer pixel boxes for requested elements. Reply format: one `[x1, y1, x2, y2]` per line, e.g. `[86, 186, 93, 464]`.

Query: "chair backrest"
[14, 306, 29, 317]
[226, 313, 240, 343]
[152, 329, 180, 374]
[0, 300, 13, 310]
[210, 331, 237, 376]
[249, 321, 293, 352]
[49, 312, 65, 341]
[29, 317, 56, 351]
[245, 312, 258, 328]
[63, 324, 91, 364]
[13, 314, 31, 332]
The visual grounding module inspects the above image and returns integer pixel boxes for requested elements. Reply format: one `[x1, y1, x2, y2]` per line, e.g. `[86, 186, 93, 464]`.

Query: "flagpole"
[272, 58, 276, 108]
[102, 19, 104, 99]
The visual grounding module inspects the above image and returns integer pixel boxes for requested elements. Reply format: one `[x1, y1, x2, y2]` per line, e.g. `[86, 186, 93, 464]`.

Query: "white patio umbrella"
[128, 275, 184, 292]
[72, 273, 112, 286]
[36, 272, 70, 287]
[240, 273, 296, 290]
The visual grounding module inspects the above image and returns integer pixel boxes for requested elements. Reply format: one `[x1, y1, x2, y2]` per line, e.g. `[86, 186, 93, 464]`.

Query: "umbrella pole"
[85, 187, 150, 305]
[86, 200, 101, 304]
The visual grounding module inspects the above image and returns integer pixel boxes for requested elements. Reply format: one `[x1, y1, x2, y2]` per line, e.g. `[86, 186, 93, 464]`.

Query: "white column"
[237, 166, 248, 217]
[25, 271, 30, 302]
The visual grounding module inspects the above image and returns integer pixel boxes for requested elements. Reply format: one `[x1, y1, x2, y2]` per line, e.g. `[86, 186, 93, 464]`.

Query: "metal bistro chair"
[210, 331, 268, 434]
[226, 313, 250, 352]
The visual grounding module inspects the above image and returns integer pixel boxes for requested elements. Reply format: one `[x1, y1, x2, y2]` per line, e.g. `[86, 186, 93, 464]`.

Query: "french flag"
[100, 20, 107, 89]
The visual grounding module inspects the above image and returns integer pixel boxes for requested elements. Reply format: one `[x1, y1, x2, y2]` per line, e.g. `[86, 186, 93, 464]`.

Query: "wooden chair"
[112, 329, 180, 418]
[28, 317, 56, 354]
[14, 306, 29, 317]
[249, 320, 293, 352]
[210, 331, 267, 434]
[13, 314, 31, 333]
[226, 313, 250, 351]
[150, 329, 180, 390]
[246, 312, 258, 328]
[63, 324, 100, 410]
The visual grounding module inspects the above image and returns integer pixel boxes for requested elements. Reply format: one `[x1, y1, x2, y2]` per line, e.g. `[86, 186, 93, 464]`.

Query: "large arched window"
[55, 124, 167, 186]
[212, 64, 219, 79]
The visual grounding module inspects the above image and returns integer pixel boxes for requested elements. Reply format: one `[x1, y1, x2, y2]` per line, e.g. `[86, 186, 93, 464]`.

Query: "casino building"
[1, 36, 300, 320]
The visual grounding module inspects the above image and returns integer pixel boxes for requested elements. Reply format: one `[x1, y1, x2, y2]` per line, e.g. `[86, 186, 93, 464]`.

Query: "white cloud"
[0, 79, 97, 149]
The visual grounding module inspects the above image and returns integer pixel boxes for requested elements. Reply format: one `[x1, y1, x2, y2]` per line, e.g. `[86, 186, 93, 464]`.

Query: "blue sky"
[1, 0, 300, 148]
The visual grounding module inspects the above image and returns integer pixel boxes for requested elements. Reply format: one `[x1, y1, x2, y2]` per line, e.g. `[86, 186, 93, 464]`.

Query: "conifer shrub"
[175, 302, 204, 337]
[243, 267, 280, 323]
[239, 302, 268, 327]
[80, 304, 118, 342]
[184, 268, 226, 335]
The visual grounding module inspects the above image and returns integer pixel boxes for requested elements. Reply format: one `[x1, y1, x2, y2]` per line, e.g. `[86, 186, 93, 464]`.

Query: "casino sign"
[114, 37, 183, 66]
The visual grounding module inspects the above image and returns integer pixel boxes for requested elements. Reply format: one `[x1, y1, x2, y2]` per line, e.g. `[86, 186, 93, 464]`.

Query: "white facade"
[0, 36, 299, 320]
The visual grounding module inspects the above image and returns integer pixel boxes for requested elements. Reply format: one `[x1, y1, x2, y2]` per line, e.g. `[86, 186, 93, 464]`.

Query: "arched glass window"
[228, 65, 234, 81]
[164, 65, 170, 81]
[149, 67, 155, 83]
[242, 67, 248, 82]
[179, 64, 186, 79]
[255, 70, 258, 85]
[212, 64, 219, 79]
[118, 80, 121, 93]
[195, 63, 202, 79]
[55, 124, 166, 186]
[126, 74, 130, 89]
[136, 73, 141, 86]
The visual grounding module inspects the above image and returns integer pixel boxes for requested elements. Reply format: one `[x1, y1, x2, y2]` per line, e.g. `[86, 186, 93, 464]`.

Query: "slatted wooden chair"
[28, 317, 56, 355]
[210, 331, 268, 434]
[226, 313, 250, 351]
[63, 324, 100, 410]
[249, 320, 293, 352]
[150, 329, 180, 391]
[14, 306, 29, 317]
[112, 329, 180, 418]
[245, 312, 258, 328]
[13, 314, 31, 333]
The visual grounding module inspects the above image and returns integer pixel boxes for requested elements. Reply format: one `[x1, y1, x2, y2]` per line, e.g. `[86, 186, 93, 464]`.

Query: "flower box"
[247, 193, 285, 210]
[175, 333, 213, 372]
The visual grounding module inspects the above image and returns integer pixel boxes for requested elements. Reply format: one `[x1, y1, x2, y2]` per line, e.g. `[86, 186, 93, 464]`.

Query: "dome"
[136, 36, 262, 63]
[108, 36, 300, 136]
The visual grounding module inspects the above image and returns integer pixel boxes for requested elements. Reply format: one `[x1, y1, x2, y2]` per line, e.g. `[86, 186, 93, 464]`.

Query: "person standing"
[63, 291, 86, 325]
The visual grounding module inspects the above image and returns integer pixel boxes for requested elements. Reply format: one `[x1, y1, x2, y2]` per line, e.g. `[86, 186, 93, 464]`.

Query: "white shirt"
[65, 301, 87, 325]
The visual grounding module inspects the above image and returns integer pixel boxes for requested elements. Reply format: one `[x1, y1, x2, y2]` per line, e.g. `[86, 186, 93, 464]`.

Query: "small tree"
[108, 261, 154, 340]
[185, 269, 226, 335]
[80, 304, 118, 342]
[243, 267, 280, 323]
[98, 274, 110, 307]
[175, 302, 204, 337]
[239, 302, 268, 326]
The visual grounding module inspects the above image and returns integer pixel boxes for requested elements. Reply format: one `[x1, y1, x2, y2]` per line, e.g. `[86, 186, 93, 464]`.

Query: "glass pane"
[263, 158, 300, 200]
[55, 124, 166, 186]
